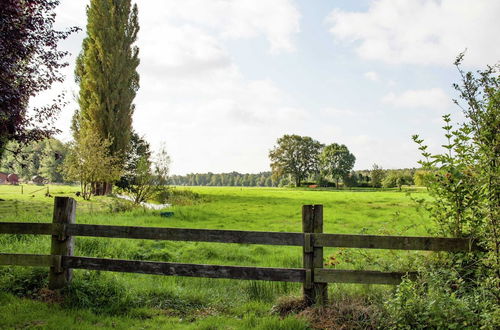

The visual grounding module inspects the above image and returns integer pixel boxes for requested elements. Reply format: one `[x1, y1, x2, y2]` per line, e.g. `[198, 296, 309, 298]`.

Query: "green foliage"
[154, 187, 203, 206]
[386, 55, 500, 329]
[320, 143, 356, 188]
[171, 171, 279, 187]
[370, 164, 385, 188]
[269, 134, 324, 187]
[74, 0, 140, 166]
[116, 132, 151, 191]
[382, 170, 414, 190]
[383, 267, 499, 329]
[105, 198, 136, 213]
[116, 141, 171, 204]
[63, 129, 122, 199]
[413, 170, 430, 187]
[0, 267, 48, 299]
[0, 138, 68, 182]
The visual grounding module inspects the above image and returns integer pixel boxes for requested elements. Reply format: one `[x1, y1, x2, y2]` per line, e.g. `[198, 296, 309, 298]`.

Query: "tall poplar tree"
[74, 0, 139, 194]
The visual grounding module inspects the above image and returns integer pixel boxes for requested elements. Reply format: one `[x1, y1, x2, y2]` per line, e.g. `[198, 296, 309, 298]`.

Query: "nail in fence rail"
[0, 198, 479, 305]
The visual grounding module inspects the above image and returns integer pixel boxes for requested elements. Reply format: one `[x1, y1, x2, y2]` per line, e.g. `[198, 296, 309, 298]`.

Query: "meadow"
[0, 184, 432, 329]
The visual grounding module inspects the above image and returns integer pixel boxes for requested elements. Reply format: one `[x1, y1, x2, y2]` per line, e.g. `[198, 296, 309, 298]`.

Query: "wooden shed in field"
[32, 175, 45, 185]
[7, 173, 19, 185]
[0, 172, 19, 185]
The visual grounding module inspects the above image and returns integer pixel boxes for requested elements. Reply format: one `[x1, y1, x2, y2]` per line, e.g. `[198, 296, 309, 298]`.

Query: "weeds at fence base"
[271, 295, 382, 330]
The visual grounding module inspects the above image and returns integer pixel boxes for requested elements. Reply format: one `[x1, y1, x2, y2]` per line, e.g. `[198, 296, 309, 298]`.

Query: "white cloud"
[382, 88, 452, 109]
[320, 107, 358, 117]
[326, 0, 500, 66]
[364, 71, 379, 81]
[139, 0, 300, 54]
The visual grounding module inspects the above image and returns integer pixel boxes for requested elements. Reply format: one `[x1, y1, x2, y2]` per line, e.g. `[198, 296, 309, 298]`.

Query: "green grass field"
[0, 185, 432, 329]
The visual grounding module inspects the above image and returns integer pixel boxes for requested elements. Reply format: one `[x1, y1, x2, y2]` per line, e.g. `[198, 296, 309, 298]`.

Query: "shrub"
[383, 266, 499, 329]
[0, 267, 48, 298]
[106, 198, 136, 213]
[393, 54, 500, 329]
[154, 187, 203, 206]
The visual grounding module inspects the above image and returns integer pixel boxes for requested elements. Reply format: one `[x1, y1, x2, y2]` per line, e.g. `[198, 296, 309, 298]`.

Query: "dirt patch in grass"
[272, 295, 382, 330]
[36, 288, 64, 305]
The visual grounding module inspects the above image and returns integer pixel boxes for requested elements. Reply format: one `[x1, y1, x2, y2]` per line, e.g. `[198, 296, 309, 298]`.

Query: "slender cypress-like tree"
[74, 0, 139, 194]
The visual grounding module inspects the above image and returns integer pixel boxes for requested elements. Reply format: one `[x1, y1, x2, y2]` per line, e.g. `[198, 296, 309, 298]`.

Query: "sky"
[36, 0, 500, 175]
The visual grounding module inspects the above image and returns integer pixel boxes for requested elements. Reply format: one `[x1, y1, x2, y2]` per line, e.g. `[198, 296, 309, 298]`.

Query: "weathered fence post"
[302, 204, 328, 305]
[48, 197, 76, 290]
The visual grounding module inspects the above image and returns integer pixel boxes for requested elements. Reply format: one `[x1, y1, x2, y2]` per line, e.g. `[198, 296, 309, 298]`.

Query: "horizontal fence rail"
[314, 233, 476, 251]
[0, 253, 52, 267]
[0, 222, 475, 251]
[0, 197, 479, 306]
[0, 253, 415, 285]
[63, 256, 305, 282]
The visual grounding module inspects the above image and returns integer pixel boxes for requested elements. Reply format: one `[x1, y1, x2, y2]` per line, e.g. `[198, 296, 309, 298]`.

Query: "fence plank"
[63, 256, 305, 282]
[0, 223, 476, 252]
[314, 268, 417, 285]
[67, 224, 304, 246]
[0, 253, 52, 267]
[0, 222, 54, 235]
[314, 233, 474, 251]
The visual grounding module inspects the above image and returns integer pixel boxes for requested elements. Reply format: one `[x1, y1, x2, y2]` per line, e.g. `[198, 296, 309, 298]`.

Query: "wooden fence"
[0, 197, 478, 305]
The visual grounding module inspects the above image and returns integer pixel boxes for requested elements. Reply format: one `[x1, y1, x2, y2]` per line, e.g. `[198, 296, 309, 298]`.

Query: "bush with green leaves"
[385, 54, 499, 328]
[381, 170, 414, 189]
[383, 264, 498, 329]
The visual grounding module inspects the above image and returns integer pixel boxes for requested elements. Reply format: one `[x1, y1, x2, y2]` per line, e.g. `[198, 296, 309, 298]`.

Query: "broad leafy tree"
[63, 129, 121, 200]
[320, 143, 356, 188]
[0, 0, 78, 157]
[74, 0, 140, 193]
[269, 134, 323, 187]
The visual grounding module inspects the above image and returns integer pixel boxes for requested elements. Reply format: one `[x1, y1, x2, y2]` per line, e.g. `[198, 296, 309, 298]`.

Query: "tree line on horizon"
[169, 167, 420, 189]
[0, 135, 421, 190]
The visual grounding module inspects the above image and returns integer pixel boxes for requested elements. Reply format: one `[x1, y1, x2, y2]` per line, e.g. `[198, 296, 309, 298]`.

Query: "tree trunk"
[104, 182, 113, 195]
[92, 182, 111, 196]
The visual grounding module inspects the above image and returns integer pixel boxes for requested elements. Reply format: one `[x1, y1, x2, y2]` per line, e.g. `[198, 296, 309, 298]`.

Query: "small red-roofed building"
[7, 173, 19, 185]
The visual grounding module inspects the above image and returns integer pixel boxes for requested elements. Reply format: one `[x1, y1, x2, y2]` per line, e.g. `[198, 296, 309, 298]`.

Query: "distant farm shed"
[7, 173, 19, 184]
[32, 175, 45, 185]
[0, 172, 19, 185]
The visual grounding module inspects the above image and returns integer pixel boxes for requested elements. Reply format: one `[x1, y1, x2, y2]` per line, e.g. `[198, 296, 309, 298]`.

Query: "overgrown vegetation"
[384, 55, 500, 328]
